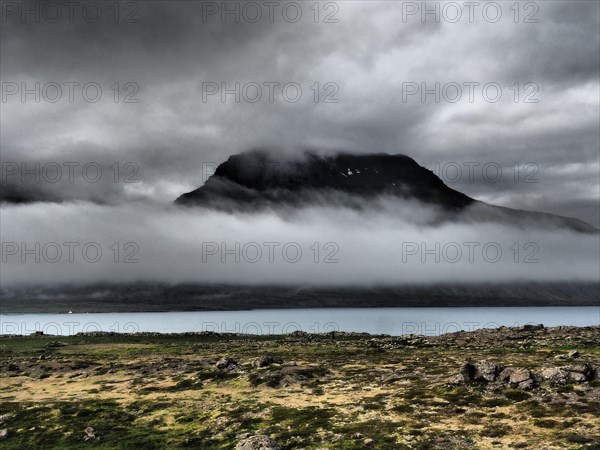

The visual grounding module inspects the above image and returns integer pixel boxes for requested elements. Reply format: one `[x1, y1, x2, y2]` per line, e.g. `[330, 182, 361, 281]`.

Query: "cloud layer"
[1, 201, 598, 287]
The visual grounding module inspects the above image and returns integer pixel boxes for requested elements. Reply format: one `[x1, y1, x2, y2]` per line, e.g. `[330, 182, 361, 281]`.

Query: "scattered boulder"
[555, 350, 582, 360]
[83, 427, 95, 441]
[541, 368, 570, 384]
[541, 364, 596, 384]
[458, 360, 597, 388]
[289, 331, 308, 338]
[255, 355, 274, 368]
[364, 438, 374, 445]
[565, 363, 595, 382]
[516, 380, 535, 390]
[216, 357, 239, 371]
[474, 361, 502, 382]
[281, 365, 325, 384]
[457, 362, 476, 383]
[0, 429, 7, 440]
[508, 368, 531, 384]
[235, 434, 281, 450]
[459, 361, 502, 383]
[498, 368, 535, 389]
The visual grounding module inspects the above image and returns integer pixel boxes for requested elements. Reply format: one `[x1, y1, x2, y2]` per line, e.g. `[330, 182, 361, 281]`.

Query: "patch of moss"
[480, 423, 512, 438]
[503, 389, 532, 402]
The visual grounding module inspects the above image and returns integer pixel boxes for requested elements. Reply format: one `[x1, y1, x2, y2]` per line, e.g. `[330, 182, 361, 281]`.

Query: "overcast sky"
[1, 0, 599, 227]
[1, 0, 599, 225]
[1, 1, 599, 287]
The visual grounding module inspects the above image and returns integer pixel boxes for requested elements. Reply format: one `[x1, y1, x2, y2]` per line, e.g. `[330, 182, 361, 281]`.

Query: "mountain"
[176, 151, 472, 209]
[176, 151, 597, 233]
[0, 182, 54, 204]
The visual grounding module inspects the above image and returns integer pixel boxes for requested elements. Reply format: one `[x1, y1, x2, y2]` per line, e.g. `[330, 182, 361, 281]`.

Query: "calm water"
[1, 307, 599, 336]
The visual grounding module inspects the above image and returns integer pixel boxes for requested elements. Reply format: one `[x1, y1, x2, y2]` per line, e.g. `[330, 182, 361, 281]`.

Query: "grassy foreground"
[0, 326, 599, 449]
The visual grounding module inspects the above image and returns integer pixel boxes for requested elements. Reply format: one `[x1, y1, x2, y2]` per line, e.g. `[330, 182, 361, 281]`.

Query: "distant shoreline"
[2, 282, 598, 314]
[1, 304, 600, 315]
[1, 323, 598, 339]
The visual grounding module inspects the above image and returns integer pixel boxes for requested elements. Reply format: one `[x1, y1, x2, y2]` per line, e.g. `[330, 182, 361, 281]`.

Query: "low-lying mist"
[1, 198, 598, 287]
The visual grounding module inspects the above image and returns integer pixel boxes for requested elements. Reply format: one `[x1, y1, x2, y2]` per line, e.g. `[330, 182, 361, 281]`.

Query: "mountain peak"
[175, 150, 597, 233]
[176, 150, 473, 210]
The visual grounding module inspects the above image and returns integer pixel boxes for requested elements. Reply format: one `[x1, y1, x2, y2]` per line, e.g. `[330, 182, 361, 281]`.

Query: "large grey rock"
[517, 378, 535, 390]
[566, 363, 595, 382]
[83, 427, 95, 441]
[541, 368, 570, 384]
[541, 363, 595, 384]
[499, 367, 534, 389]
[458, 362, 477, 383]
[235, 435, 281, 450]
[508, 368, 532, 384]
[458, 361, 502, 383]
[216, 357, 239, 371]
[522, 324, 544, 331]
[255, 355, 274, 368]
[474, 361, 502, 382]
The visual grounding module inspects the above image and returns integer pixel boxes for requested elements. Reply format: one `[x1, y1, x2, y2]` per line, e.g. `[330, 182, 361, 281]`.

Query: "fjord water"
[1, 307, 599, 336]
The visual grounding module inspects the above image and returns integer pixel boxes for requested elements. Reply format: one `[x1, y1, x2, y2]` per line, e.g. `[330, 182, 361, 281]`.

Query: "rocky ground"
[0, 325, 598, 449]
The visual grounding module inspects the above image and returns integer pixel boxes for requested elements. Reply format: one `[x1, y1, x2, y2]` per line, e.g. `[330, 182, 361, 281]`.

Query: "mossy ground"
[0, 327, 599, 449]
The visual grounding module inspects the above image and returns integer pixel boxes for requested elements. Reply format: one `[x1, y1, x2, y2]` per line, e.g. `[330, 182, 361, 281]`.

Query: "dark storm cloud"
[0, 0, 598, 225]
